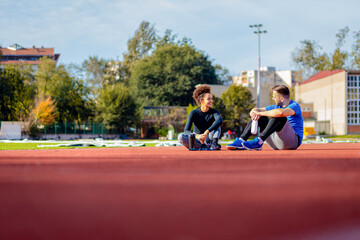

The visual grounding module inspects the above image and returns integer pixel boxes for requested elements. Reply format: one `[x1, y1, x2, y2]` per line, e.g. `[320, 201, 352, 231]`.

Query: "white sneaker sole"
[227, 146, 246, 150]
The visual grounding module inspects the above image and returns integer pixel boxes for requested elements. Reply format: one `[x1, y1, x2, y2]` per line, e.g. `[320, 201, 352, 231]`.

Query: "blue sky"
[1, 0, 359, 75]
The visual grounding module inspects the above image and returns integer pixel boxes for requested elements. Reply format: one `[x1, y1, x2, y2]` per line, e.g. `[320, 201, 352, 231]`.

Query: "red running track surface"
[1, 143, 360, 240]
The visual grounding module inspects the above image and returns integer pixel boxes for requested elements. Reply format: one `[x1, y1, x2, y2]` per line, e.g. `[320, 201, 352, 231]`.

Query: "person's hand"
[196, 130, 209, 144]
[195, 134, 205, 144]
[251, 110, 261, 121]
[250, 108, 261, 121]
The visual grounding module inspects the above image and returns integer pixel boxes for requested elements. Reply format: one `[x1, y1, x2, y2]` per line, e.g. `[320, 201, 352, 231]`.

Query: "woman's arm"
[184, 111, 194, 135]
[207, 111, 223, 132]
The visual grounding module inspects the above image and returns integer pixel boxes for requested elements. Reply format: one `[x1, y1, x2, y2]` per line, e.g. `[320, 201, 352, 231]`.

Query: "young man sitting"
[227, 85, 303, 151]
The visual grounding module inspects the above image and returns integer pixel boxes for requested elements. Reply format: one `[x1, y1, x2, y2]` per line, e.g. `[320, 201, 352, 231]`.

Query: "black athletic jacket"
[184, 107, 223, 135]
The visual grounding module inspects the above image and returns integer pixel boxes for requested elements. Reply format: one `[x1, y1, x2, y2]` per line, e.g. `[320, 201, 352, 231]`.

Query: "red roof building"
[299, 70, 345, 85]
[295, 70, 360, 135]
[0, 43, 60, 71]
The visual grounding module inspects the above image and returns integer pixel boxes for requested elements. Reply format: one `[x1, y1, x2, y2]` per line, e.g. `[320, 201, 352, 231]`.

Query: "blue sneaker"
[227, 138, 246, 150]
[242, 137, 263, 151]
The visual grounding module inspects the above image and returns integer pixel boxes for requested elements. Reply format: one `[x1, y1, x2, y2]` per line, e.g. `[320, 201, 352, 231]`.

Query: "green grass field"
[0, 141, 162, 150]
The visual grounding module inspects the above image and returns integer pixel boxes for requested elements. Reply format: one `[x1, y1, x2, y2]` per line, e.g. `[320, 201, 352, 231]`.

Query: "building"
[0, 43, 60, 71]
[295, 70, 360, 135]
[232, 67, 301, 88]
[204, 84, 229, 98]
[232, 66, 302, 106]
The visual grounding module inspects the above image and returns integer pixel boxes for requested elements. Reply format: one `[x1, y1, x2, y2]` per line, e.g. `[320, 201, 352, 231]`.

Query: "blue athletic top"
[265, 100, 304, 144]
[184, 107, 223, 135]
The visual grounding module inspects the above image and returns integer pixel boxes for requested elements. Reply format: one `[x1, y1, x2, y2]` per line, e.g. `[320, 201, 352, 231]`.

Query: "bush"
[156, 126, 168, 137]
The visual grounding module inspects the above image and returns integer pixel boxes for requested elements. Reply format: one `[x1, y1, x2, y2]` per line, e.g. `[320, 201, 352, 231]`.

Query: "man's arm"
[250, 107, 267, 113]
[254, 108, 295, 118]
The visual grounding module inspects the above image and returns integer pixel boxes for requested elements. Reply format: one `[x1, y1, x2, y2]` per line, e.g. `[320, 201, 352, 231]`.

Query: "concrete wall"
[247, 85, 273, 107]
[295, 71, 347, 135]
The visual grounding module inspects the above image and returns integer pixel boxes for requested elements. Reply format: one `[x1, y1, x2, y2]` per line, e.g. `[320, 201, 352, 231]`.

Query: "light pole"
[249, 24, 267, 107]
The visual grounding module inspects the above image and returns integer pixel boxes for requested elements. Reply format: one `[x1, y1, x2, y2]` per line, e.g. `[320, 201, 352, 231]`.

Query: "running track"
[1, 143, 360, 240]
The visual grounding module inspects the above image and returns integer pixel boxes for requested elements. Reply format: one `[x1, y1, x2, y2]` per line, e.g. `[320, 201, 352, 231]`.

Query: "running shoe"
[210, 143, 221, 150]
[189, 144, 213, 151]
[227, 138, 246, 150]
[242, 137, 263, 151]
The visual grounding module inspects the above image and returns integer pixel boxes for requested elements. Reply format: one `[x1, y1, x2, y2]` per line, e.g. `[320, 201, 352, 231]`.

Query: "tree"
[47, 65, 93, 122]
[352, 30, 360, 69]
[123, 21, 158, 80]
[130, 42, 218, 106]
[331, 27, 349, 70]
[0, 65, 35, 121]
[214, 64, 232, 85]
[292, 40, 326, 78]
[96, 83, 138, 133]
[35, 57, 57, 99]
[13, 63, 37, 121]
[36, 59, 93, 122]
[156, 29, 178, 47]
[81, 56, 108, 98]
[104, 60, 127, 85]
[34, 97, 57, 125]
[0, 67, 17, 120]
[221, 85, 255, 133]
[292, 27, 355, 78]
[212, 94, 226, 117]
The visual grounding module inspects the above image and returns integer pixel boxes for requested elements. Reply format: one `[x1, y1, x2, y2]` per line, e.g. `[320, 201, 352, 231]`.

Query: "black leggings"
[240, 116, 287, 141]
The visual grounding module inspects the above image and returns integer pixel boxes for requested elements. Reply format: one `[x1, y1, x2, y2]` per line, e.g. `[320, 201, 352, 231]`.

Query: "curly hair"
[193, 84, 211, 105]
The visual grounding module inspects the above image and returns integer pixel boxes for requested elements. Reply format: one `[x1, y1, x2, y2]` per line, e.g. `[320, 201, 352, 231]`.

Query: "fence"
[37, 122, 118, 135]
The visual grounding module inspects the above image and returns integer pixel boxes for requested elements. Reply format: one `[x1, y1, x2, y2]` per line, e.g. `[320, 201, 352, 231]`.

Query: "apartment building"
[232, 66, 302, 106]
[0, 43, 60, 71]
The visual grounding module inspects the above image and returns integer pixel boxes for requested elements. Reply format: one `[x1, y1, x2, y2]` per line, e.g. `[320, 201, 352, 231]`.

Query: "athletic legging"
[240, 116, 287, 141]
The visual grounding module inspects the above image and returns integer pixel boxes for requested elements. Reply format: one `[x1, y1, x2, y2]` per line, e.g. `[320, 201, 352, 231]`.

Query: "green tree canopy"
[81, 56, 108, 98]
[95, 83, 138, 133]
[352, 30, 360, 69]
[36, 59, 93, 122]
[212, 94, 226, 117]
[130, 42, 219, 106]
[221, 84, 255, 132]
[123, 21, 158, 81]
[214, 64, 232, 85]
[0, 65, 36, 121]
[35, 57, 57, 99]
[0, 66, 22, 120]
[48, 65, 93, 122]
[292, 27, 360, 78]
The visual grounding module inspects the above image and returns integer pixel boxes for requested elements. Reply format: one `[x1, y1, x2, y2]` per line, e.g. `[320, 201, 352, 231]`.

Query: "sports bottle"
[251, 120, 258, 134]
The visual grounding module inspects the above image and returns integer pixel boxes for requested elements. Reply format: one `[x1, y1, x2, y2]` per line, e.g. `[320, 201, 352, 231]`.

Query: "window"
[347, 75, 360, 125]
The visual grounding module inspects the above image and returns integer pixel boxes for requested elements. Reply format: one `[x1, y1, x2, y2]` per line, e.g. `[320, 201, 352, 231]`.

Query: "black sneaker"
[200, 144, 212, 151]
[210, 143, 221, 150]
[189, 144, 208, 151]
